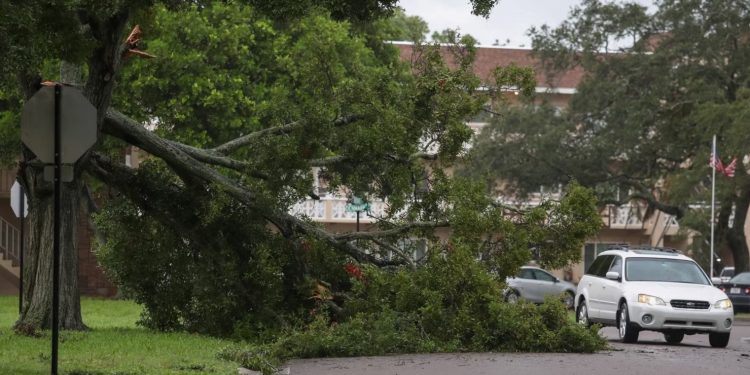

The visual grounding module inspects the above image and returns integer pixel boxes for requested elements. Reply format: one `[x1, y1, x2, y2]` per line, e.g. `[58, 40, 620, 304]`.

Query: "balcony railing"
[605, 204, 644, 228]
[291, 197, 679, 235]
[603, 204, 679, 234]
[290, 197, 389, 223]
[0, 216, 21, 265]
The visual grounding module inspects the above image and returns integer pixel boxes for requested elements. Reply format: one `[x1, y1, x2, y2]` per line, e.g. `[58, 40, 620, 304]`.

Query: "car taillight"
[745, 288, 750, 295]
[718, 286, 726, 292]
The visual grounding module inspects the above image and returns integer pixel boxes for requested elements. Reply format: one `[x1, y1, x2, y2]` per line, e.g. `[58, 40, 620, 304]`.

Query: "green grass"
[0, 296, 240, 375]
[567, 310, 576, 323]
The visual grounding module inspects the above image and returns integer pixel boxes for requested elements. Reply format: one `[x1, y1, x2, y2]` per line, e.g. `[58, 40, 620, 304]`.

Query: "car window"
[587, 255, 613, 277]
[532, 269, 556, 282]
[519, 269, 535, 279]
[608, 256, 623, 274]
[729, 272, 750, 284]
[720, 268, 735, 278]
[625, 258, 710, 285]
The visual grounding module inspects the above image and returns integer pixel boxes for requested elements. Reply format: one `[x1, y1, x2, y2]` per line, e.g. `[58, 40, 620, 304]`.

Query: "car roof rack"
[605, 244, 683, 254]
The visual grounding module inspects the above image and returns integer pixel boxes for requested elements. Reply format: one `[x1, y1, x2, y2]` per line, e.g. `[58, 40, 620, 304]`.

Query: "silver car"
[505, 266, 577, 309]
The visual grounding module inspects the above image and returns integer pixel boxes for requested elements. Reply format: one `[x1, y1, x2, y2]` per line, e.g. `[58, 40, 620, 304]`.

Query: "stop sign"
[20, 85, 97, 164]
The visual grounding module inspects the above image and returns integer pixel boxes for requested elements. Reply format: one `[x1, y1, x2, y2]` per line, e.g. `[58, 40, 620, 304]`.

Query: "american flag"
[710, 153, 724, 174]
[710, 152, 737, 178]
[724, 157, 737, 178]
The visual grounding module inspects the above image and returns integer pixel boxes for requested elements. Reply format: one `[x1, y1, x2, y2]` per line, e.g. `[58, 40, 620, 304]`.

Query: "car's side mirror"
[605, 271, 621, 281]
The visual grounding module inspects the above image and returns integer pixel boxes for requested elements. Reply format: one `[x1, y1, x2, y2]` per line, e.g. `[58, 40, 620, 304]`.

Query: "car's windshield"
[625, 258, 710, 285]
[720, 268, 735, 278]
[729, 272, 750, 284]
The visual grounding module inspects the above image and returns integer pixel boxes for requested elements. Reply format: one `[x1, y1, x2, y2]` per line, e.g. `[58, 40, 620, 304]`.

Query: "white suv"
[575, 246, 734, 347]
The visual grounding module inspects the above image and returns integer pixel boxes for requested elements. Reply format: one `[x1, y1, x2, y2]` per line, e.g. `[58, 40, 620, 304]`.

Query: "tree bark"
[727, 187, 750, 274]
[14, 9, 130, 331]
[16, 169, 84, 330]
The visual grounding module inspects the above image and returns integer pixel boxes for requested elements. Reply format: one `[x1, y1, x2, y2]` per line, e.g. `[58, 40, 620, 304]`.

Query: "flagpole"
[710, 135, 716, 279]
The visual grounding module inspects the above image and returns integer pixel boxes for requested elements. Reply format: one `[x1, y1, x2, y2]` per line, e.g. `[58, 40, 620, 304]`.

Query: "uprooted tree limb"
[100, 110, 454, 267]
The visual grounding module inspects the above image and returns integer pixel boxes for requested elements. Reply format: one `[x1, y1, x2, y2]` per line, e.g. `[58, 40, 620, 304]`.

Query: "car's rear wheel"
[576, 299, 591, 328]
[708, 332, 730, 348]
[663, 332, 684, 344]
[562, 291, 575, 310]
[504, 290, 520, 304]
[617, 301, 639, 343]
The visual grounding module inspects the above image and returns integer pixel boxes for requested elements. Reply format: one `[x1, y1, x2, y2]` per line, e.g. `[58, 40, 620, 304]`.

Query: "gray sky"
[399, 0, 653, 48]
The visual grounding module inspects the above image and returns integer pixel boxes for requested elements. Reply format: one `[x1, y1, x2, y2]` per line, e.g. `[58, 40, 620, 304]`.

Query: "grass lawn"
[0, 296, 240, 375]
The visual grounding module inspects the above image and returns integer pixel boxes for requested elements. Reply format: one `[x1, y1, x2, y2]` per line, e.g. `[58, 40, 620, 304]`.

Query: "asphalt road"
[282, 322, 750, 375]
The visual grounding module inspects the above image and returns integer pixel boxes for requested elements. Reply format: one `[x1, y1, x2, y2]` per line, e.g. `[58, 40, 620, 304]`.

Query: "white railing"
[666, 215, 678, 226]
[290, 197, 681, 234]
[290, 196, 388, 223]
[0, 216, 20, 264]
[606, 204, 644, 227]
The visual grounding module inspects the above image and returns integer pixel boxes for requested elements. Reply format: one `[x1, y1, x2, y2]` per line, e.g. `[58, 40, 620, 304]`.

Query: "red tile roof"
[393, 43, 584, 89]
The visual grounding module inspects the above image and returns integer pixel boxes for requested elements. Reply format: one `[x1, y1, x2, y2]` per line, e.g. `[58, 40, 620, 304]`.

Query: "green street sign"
[345, 196, 370, 213]
[345, 203, 370, 212]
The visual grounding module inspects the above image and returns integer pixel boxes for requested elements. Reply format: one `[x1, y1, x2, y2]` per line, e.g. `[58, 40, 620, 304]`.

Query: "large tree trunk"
[16, 169, 85, 330]
[727, 188, 750, 274]
[13, 8, 130, 330]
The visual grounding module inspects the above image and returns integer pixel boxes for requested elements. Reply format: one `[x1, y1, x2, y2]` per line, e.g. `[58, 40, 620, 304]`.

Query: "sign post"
[51, 84, 61, 375]
[20, 83, 97, 375]
[10, 180, 28, 313]
[345, 196, 370, 232]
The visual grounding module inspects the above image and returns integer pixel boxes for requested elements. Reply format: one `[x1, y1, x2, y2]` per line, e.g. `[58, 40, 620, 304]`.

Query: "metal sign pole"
[18, 184, 24, 314]
[19, 83, 97, 375]
[51, 84, 61, 375]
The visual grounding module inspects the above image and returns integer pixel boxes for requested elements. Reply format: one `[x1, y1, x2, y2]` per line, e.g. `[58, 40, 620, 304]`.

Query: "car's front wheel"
[576, 299, 591, 328]
[708, 332, 730, 348]
[618, 301, 639, 343]
[562, 291, 575, 310]
[663, 332, 684, 344]
[504, 290, 520, 304]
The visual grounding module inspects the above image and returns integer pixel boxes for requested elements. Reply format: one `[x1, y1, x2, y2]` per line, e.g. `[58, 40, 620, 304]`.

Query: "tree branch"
[103, 109, 257, 203]
[309, 151, 437, 167]
[371, 238, 416, 269]
[334, 221, 449, 241]
[212, 114, 364, 155]
[212, 120, 301, 155]
[409, 152, 438, 162]
[628, 193, 684, 219]
[309, 155, 348, 167]
[102, 109, 403, 267]
[270, 213, 405, 266]
[165, 139, 269, 179]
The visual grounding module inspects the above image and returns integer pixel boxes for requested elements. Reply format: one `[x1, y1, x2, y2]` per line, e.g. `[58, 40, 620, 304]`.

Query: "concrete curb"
[238, 367, 289, 375]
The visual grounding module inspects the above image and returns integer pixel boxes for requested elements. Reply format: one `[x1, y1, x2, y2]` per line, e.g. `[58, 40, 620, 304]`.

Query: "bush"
[97, 167, 606, 369]
[221, 244, 607, 374]
[94, 164, 351, 337]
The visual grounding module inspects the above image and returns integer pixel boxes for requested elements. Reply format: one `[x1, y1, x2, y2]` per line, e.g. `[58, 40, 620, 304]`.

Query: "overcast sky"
[399, 0, 654, 48]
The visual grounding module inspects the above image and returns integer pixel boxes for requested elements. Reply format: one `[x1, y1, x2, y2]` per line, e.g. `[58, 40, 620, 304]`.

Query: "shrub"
[221, 244, 607, 374]
[94, 165, 351, 337]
